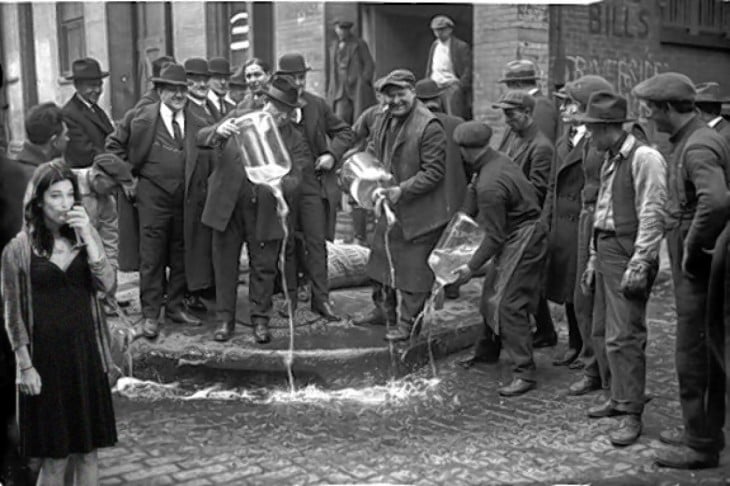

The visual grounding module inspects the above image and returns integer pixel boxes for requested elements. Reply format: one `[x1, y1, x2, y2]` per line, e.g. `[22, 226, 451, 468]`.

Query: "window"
[57, 2, 86, 77]
[660, 0, 730, 50]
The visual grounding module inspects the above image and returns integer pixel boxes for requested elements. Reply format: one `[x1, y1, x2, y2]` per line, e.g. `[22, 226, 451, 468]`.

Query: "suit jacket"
[713, 117, 730, 150]
[425, 36, 472, 91]
[433, 111, 467, 216]
[208, 91, 236, 120]
[503, 121, 554, 208]
[62, 93, 114, 168]
[326, 35, 377, 121]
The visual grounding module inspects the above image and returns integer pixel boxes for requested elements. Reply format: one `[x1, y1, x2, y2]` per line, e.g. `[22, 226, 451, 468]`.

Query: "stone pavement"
[99, 275, 730, 485]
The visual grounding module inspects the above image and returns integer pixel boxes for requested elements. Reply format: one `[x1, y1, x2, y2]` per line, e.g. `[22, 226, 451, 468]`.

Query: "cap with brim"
[277, 53, 312, 74]
[65, 58, 109, 81]
[380, 69, 416, 91]
[566, 75, 614, 105]
[263, 76, 304, 108]
[492, 90, 535, 110]
[208, 57, 232, 77]
[632, 72, 696, 102]
[333, 19, 354, 28]
[430, 15, 454, 30]
[453, 121, 492, 148]
[574, 90, 634, 124]
[184, 57, 210, 77]
[229, 67, 247, 88]
[151, 63, 189, 87]
[497, 60, 538, 84]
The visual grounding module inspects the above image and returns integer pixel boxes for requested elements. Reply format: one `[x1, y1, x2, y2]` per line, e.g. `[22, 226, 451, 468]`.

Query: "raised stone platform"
[112, 276, 484, 388]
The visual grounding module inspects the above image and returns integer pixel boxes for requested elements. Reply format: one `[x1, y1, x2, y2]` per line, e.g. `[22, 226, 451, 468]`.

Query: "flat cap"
[373, 76, 386, 92]
[492, 90, 535, 111]
[632, 72, 695, 102]
[380, 69, 416, 91]
[695, 82, 729, 104]
[567, 75, 614, 105]
[430, 15, 454, 30]
[92, 153, 135, 186]
[453, 121, 493, 148]
[333, 19, 354, 29]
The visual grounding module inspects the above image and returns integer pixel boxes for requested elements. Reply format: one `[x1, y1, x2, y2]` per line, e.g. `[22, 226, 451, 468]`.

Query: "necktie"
[567, 127, 577, 151]
[219, 97, 226, 116]
[172, 117, 183, 149]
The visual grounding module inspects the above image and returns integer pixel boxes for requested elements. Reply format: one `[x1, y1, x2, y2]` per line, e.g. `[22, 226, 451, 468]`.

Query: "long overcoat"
[326, 35, 376, 121]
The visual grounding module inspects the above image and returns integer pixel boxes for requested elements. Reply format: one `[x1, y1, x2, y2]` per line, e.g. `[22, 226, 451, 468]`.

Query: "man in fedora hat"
[425, 15, 472, 120]
[196, 75, 308, 343]
[228, 66, 248, 105]
[451, 120, 548, 397]
[577, 90, 667, 447]
[695, 82, 730, 147]
[326, 18, 376, 126]
[106, 63, 215, 338]
[497, 59, 558, 145]
[208, 57, 235, 117]
[184, 57, 218, 123]
[62, 57, 114, 168]
[276, 52, 354, 322]
[634, 73, 730, 469]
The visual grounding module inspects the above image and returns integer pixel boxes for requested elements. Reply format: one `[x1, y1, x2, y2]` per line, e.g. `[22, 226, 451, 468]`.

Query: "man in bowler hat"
[208, 57, 235, 117]
[634, 72, 730, 469]
[62, 58, 115, 168]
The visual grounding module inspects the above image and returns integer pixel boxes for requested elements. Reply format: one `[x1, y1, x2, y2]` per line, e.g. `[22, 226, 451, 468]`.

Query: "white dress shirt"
[159, 102, 185, 139]
[709, 116, 723, 128]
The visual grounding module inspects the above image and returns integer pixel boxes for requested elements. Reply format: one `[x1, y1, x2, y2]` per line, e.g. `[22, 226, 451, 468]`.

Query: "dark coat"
[296, 91, 355, 240]
[498, 90, 559, 156]
[326, 35, 376, 121]
[0, 149, 42, 243]
[62, 93, 115, 168]
[503, 121, 554, 208]
[713, 117, 730, 150]
[433, 111, 468, 215]
[105, 101, 214, 290]
[425, 36, 472, 91]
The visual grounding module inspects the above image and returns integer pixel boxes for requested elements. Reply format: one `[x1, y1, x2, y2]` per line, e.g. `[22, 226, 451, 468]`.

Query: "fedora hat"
[695, 82, 729, 104]
[151, 63, 189, 87]
[498, 60, 539, 84]
[208, 57, 232, 77]
[574, 91, 634, 124]
[277, 53, 311, 74]
[263, 75, 303, 108]
[415, 79, 445, 100]
[566, 75, 614, 105]
[65, 57, 109, 81]
[184, 57, 210, 77]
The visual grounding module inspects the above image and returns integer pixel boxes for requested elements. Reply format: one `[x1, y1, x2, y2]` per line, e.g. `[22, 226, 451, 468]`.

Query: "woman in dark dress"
[2, 160, 117, 485]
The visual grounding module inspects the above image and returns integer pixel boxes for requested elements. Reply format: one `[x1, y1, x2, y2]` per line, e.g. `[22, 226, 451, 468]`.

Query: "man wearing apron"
[451, 120, 547, 397]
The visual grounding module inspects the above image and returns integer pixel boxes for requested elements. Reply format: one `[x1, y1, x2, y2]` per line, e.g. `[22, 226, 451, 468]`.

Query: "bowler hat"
[695, 82, 729, 104]
[229, 66, 247, 88]
[567, 75, 614, 105]
[430, 15, 454, 30]
[415, 79, 445, 100]
[380, 69, 416, 91]
[65, 57, 109, 81]
[263, 75, 304, 108]
[632, 72, 695, 102]
[492, 90, 535, 111]
[184, 57, 210, 77]
[333, 19, 354, 29]
[92, 153, 135, 186]
[277, 53, 311, 74]
[453, 121, 493, 148]
[574, 91, 634, 124]
[208, 57, 232, 77]
[498, 60, 539, 84]
[151, 63, 189, 87]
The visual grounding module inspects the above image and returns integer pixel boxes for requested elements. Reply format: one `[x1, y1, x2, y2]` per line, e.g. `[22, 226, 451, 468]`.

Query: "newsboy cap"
[380, 69, 416, 91]
[492, 90, 535, 111]
[566, 75, 614, 105]
[333, 19, 354, 29]
[453, 121, 493, 148]
[632, 72, 696, 102]
[430, 15, 454, 30]
[498, 60, 538, 84]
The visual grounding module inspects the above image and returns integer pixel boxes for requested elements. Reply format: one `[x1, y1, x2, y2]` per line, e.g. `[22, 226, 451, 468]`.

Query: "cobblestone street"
[100, 277, 730, 485]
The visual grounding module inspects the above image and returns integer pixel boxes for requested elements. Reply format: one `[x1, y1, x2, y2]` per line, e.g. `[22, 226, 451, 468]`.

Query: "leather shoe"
[185, 294, 207, 312]
[498, 378, 536, 397]
[587, 399, 627, 418]
[532, 331, 558, 348]
[659, 428, 685, 447]
[552, 348, 579, 366]
[655, 445, 719, 469]
[568, 376, 602, 396]
[312, 301, 340, 322]
[568, 359, 584, 370]
[385, 324, 411, 342]
[213, 320, 235, 342]
[142, 318, 160, 339]
[351, 308, 387, 326]
[610, 414, 642, 446]
[166, 310, 203, 326]
[253, 320, 271, 344]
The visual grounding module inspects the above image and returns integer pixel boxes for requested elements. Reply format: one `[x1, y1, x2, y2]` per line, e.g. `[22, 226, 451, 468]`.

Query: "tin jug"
[340, 152, 395, 210]
[232, 111, 291, 186]
[428, 212, 485, 286]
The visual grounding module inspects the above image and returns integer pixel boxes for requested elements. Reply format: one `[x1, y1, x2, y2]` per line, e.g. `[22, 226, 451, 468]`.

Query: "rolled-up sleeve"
[630, 146, 667, 265]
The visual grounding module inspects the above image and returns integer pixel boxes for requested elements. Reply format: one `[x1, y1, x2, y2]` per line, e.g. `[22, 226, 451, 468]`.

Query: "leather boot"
[567, 376, 601, 396]
[213, 320, 235, 342]
[457, 332, 501, 369]
[498, 378, 536, 397]
[142, 318, 160, 339]
[659, 428, 685, 447]
[609, 414, 642, 446]
[655, 445, 719, 469]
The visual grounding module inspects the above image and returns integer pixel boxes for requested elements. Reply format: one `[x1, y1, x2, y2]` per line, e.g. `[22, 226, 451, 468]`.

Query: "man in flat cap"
[634, 72, 730, 469]
[208, 57, 235, 117]
[452, 120, 547, 397]
[425, 15, 472, 120]
[326, 19, 376, 126]
[62, 58, 115, 168]
[695, 82, 730, 148]
[577, 91, 667, 447]
[352, 69, 449, 342]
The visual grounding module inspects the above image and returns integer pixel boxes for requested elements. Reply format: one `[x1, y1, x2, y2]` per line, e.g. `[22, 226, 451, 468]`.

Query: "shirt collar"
[709, 116, 723, 129]
[609, 132, 634, 159]
[187, 95, 206, 106]
[159, 101, 182, 122]
[75, 93, 94, 109]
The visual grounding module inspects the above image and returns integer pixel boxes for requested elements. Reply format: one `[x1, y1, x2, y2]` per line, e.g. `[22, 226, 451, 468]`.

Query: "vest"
[139, 119, 186, 194]
[610, 136, 644, 255]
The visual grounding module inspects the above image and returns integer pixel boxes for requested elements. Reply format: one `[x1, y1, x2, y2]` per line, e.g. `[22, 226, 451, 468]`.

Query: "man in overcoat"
[106, 63, 210, 338]
[425, 15, 472, 120]
[451, 121, 548, 397]
[695, 82, 730, 147]
[326, 19, 376, 125]
[62, 58, 115, 168]
[634, 73, 730, 469]
[208, 57, 235, 117]
[277, 53, 355, 321]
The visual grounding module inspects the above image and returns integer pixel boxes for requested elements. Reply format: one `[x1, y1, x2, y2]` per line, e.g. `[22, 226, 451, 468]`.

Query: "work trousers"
[213, 189, 281, 324]
[371, 281, 429, 327]
[592, 232, 648, 415]
[666, 225, 725, 452]
[137, 179, 186, 319]
[438, 81, 467, 119]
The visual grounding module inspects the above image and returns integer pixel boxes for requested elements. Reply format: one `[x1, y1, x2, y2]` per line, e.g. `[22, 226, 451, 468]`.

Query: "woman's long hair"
[24, 159, 80, 257]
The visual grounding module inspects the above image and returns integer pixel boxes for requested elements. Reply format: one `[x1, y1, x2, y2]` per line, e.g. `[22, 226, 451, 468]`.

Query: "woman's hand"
[16, 366, 41, 396]
[66, 204, 93, 241]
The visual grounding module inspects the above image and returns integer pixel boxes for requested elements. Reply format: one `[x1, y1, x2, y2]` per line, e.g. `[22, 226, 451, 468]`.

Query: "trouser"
[351, 207, 369, 242]
[334, 97, 354, 125]
[564, 303, 581, 350]
[592, 232, 647, 415]
[371, 281, 429, 327]
[285, 191, 329, 306]
[137, 179, 186, 319]
[438, 82, 467, 119]
[498, 284, 537, 382]
[534, 296, 556, 338]
[667, 225, 725, 452]
[213, 190, 281, 324]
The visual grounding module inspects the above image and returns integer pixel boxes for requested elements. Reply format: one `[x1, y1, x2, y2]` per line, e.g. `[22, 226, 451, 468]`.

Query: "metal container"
[428, 212, 485, 286]
[232, 111, 292, 186]
[339, 152, 394, 210]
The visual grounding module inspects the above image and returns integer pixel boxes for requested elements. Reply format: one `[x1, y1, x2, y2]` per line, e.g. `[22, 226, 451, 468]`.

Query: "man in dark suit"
[425, 15, 472, 120]
[184, 57, 218, 123]
[277, 53, 355, 321]
[106, 63, 207, 338]
[326, 19, 376, 125]
[62, 58, 115, 167]
[208, 57, 235, 117]
[695, 82, 730, 148]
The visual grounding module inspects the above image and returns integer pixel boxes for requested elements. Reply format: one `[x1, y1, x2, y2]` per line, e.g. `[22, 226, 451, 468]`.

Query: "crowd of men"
[1, 13, 730, 475]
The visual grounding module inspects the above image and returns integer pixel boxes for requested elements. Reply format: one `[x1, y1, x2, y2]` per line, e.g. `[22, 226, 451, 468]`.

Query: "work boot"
[213, 320, 235, 342]
[352, 307, 386, 326]
[659, 428, 685, 447]
[385, 322, 411, 342]
[609, 414, 642, 446]
[498, 378, 535, 397]
[552, 347, 579, 366]
[567, 376, 601, 396]
[587, 399, 627, 419]
[457, 333, 501, 369]
[655, 445, 719, 469]
[253, 319, 271, 344]
[312, 301, 340, 322]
